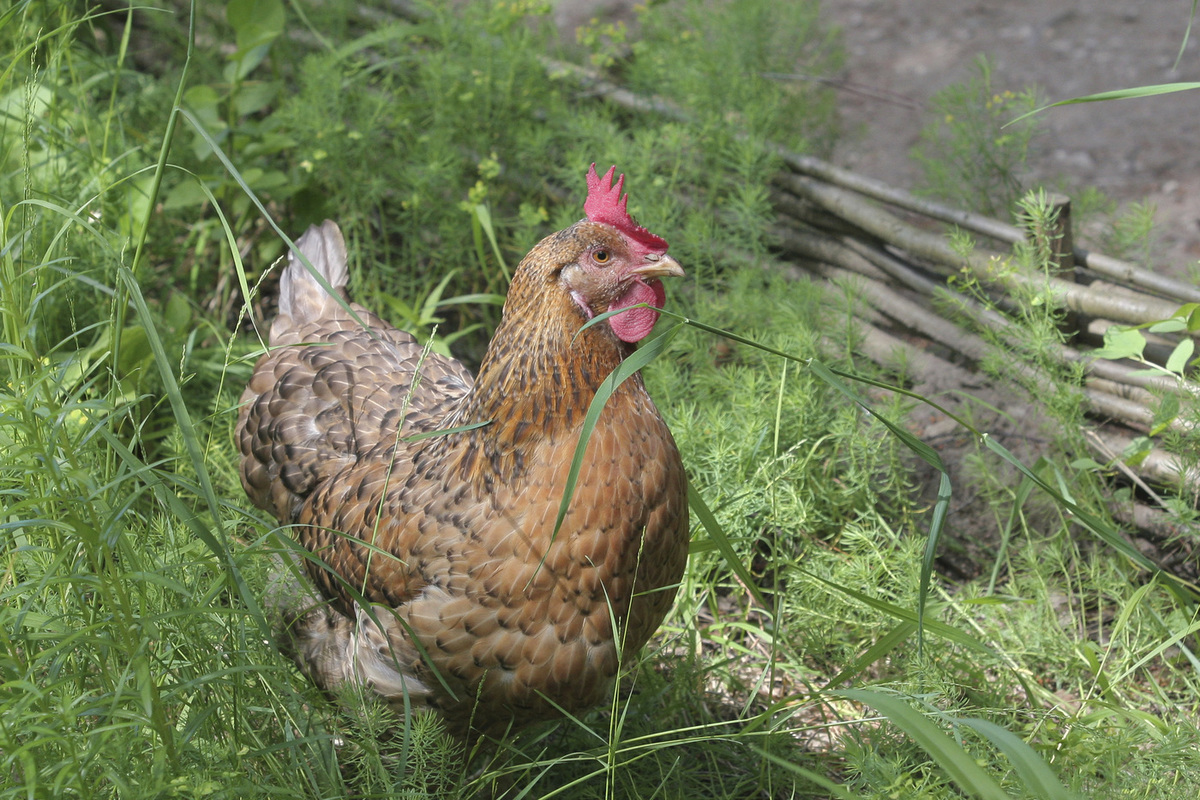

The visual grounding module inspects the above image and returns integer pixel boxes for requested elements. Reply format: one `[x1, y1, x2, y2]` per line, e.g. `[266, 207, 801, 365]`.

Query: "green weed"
[2, 1, 1198, 798]
[912, 56, 1041, 219]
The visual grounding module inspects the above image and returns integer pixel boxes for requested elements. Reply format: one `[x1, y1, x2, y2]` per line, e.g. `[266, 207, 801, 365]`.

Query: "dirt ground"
[815, 1, 1200, 575]
[557, 0, 1200, 280]
[825, 0, 1200, 280]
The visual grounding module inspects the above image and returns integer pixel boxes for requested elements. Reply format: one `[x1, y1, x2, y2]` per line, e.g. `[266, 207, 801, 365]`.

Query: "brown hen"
[237, 165, 689, 736]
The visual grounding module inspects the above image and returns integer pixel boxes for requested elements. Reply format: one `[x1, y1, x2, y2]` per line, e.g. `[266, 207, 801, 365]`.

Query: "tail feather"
[267, 554, 432, 712]
[273, 220, 350, 340]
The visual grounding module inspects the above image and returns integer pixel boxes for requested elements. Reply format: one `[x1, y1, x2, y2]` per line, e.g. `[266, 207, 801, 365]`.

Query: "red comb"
[584, 164, 668, 252]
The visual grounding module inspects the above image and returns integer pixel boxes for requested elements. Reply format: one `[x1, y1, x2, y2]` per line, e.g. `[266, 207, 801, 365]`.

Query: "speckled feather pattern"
[237, 219, 688, 736]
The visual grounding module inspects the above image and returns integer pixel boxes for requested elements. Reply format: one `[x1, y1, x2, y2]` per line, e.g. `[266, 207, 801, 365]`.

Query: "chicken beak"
[629, 254, 685, 280]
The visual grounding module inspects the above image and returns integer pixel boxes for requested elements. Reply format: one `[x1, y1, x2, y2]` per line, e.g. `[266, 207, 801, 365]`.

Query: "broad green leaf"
[1149, 393, 1181, 436]
[226, 0, 285, 53]
[1148, 318, 1186, 334]
[1186, 303, 1200, 332]
[1091, 327, 1145, 360]
[1165, 338, 1194, 375]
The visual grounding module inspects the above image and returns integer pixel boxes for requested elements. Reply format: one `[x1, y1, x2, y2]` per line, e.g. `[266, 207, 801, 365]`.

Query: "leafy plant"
[913, 56, 1041, 218]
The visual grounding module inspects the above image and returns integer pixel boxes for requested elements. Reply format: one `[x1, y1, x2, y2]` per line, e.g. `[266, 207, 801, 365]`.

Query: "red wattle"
[608, 279, 665, 343]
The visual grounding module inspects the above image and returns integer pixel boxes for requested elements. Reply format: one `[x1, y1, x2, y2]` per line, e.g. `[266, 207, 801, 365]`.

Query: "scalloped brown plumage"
[237, 168, 689, 737]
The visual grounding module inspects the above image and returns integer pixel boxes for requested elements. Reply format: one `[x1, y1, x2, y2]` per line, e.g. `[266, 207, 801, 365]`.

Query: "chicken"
[237, 165, 689, 736]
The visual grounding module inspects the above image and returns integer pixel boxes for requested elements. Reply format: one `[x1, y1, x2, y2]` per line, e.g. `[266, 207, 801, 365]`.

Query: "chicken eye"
[592, 249, 610, 265]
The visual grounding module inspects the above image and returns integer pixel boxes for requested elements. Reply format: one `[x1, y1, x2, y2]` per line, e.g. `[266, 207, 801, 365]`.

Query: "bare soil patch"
[826, 0, 1200, 279]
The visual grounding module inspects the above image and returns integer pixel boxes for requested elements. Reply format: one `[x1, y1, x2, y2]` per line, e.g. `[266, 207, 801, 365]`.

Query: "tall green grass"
[2, 1, 1198, 798]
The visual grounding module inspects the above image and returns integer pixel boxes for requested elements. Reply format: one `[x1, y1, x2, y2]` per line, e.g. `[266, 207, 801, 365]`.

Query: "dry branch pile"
[371, 1, 1200, 577]
[547, 66, 1199, 584]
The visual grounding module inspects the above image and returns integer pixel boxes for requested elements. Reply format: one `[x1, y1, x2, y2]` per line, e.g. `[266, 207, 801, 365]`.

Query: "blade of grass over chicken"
[537, 318, 686, 587]
[601, 538, 661, 757]
[288, 325, 473, 716]
[400, 419, 492, 443]
[361, 333, 432, 606]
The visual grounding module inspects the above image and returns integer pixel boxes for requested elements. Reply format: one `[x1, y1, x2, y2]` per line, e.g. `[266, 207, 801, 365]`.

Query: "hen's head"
[516, 164, 683, 344]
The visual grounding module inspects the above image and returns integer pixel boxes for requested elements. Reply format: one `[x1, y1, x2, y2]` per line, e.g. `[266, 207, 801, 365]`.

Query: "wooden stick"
[1084, 428, 1200, 494]
[777, 175, 1187, 324]
[1108, 503, 1199, 566]
[772, 147, 1200, 303]
[784, 224, 1200, 402]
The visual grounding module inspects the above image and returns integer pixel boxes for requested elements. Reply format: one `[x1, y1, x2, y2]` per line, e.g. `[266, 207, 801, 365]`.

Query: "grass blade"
[825, 621, 918, 689]
[751, 747, 859, 799]
[657, 307, 958, 648]
[839, 689, 1010, 800]
[1009, 82, 1200, 126]
[804, 572, 993, 656]
[688, 484, 768, 608]
[118, 267, 269, 636]
[955, 717, 1077, 800]
[981, 435, 1197, 601]
[549, 320, 685, 546]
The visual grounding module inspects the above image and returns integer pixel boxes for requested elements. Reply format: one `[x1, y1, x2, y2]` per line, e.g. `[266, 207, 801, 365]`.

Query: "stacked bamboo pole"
[348, 4, 1200, 560]
[540, 61, 1200, 569]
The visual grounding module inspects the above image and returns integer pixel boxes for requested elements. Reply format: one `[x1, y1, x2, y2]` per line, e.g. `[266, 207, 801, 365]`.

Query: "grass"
[3, 1, 1199, 798]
